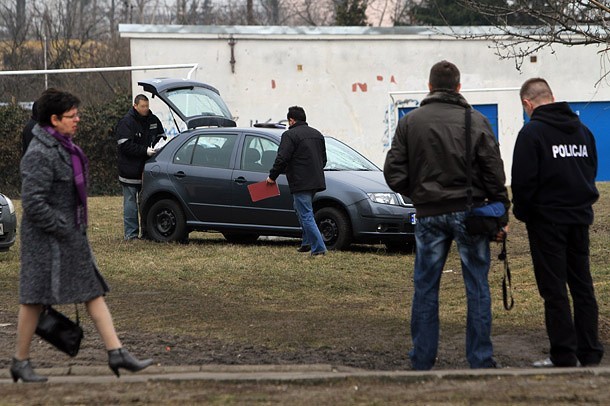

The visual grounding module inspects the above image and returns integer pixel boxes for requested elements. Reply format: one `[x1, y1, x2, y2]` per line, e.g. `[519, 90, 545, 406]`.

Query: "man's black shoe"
[297, 245, 311, 253]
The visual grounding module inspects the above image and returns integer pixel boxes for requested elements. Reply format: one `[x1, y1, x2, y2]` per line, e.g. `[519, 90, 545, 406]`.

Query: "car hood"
[325, 170, 392, 192]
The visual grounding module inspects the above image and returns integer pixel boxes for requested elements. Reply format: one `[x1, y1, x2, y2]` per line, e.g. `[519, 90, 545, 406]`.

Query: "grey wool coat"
[19, 125, 109, 305]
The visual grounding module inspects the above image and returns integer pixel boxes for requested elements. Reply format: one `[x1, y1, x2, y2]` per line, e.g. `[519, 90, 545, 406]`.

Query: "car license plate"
[0, 223, 3, 235]
[409, 213, 417, 225]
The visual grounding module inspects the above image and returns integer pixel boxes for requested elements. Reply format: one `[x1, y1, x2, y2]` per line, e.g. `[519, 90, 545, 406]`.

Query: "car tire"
[315, 206, 352, 251]
[222, 232, 260, 244]
[146, 199, 188, 242]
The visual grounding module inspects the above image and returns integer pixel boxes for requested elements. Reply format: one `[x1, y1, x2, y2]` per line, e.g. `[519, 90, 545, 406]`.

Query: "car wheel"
[146, 199, 188, 242]
[222, 232, 260, 244]
[315, 207, 352, 251]
[385, 241, 416, 254]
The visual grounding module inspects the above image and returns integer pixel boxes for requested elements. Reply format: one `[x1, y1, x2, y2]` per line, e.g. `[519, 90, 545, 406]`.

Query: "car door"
[168, 132, 238, 223]
[231, 134, 298, 227]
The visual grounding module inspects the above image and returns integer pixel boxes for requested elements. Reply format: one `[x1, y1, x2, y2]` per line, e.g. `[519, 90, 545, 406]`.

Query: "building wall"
[120, 25, 610, 181]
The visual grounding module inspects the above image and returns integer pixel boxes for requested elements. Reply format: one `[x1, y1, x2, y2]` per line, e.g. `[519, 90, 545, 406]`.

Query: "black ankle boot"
[10, 358, 48, 383]
[107, 348, 153, 377]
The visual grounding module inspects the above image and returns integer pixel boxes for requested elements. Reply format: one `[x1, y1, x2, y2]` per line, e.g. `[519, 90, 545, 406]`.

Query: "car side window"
[173, 134, 237, 168]
[241, 135, 278, 172]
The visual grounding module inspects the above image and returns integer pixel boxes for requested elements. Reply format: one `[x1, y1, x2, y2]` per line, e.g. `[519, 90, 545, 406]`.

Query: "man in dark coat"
[266, 106, 327, 255]
[116, 94, 165, 240]
[383, 60, 509, 370]
[512, 78, 603, 368]
[21, 101, 38, 156]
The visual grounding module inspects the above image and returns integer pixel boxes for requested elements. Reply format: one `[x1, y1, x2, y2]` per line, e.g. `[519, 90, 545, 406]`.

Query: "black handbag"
[463, 107, 504, 240]
[35, 305, 83, 357]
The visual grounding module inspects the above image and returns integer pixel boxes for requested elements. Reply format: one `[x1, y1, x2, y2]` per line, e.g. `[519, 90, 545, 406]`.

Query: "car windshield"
[166, 87, 232, 119]
[325, 137, 379, 171]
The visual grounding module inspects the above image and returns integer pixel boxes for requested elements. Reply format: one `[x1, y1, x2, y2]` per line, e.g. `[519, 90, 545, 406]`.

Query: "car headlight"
[5, 196, 15, 214]
[367, 193, 400, 206]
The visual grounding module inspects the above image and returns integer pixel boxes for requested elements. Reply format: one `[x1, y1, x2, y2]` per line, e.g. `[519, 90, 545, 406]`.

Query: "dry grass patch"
[0, 183, 608, 369]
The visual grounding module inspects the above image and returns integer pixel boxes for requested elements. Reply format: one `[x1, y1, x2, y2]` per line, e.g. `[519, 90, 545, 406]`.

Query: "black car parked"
[138, 78, 416, 250]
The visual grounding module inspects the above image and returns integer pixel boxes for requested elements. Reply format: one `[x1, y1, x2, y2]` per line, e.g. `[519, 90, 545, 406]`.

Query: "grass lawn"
[0, 183, 609, 370]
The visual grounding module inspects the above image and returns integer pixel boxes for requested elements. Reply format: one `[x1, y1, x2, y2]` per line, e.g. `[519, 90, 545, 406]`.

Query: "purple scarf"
[44, 126, 88, 228]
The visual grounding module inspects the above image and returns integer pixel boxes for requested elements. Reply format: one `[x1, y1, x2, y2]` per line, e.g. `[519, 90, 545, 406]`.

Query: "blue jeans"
[409, 211, 493, 370]
[293, 191, 326, 254]
[122, 183, 141, 240]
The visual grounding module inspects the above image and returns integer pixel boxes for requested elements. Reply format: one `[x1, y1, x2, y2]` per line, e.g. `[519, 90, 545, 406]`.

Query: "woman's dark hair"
[429, 60, 460, 91]
[31, 100, 39, 121]
[36, 88, 81, 127]
[287, 106, 306, 122]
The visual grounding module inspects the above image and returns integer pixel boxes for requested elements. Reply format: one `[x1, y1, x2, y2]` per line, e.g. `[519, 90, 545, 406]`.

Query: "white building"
[119, 24, 610, 181]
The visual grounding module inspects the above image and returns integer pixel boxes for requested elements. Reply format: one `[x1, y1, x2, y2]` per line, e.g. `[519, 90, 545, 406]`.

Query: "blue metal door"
[569, 102, 609, 181]
[398, 104, 498, 139]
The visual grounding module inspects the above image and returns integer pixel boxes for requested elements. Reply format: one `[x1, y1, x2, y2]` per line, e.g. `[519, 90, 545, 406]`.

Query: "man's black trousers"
[526, 221, 604, 366]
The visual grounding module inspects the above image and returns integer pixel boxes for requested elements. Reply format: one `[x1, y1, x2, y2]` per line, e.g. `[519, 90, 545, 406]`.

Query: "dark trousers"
[526, 222, 604, 366]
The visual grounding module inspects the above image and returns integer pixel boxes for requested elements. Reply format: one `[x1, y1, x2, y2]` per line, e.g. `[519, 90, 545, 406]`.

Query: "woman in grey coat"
[11, 89, 152, 383]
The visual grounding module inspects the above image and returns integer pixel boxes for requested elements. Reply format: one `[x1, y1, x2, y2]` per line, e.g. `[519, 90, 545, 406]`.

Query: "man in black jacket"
[384, 61, 509, 370]
[512, 78, 603, 368]
[116, 94, 165, 240]
[266, 106, 327, 255]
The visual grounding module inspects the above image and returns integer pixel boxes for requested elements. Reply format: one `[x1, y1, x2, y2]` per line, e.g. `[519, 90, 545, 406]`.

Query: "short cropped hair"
[134, 94, 149, 105]
[429, 60, 461, 91]
[520, 78, 554, 102]
[287, 106, 306, 122]
[36, 88, 81, 127]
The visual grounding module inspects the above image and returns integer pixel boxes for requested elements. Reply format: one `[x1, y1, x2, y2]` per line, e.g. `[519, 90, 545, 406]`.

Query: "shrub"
[0, 94, 131, 197]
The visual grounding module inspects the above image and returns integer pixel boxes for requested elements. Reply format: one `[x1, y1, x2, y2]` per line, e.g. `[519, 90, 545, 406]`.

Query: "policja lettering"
[552, 144, 588, 159]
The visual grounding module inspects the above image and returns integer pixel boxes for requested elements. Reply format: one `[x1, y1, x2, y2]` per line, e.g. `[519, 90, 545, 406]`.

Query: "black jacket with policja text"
[511, 102, 598, 225]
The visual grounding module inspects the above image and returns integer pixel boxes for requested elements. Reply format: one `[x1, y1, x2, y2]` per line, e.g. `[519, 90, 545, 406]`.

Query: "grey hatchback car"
[138, 78, 416, 250]
[0, 193, 17, 251]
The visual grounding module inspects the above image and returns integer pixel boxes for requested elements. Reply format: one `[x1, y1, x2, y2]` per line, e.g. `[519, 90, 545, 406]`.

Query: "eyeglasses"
[61, 113, 80, 120]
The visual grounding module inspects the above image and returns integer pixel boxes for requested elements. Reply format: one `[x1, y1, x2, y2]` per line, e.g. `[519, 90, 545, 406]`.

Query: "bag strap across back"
[464, 107, 514, 311]
[464, 107, 473, 212]
[499, 240, 514, 310]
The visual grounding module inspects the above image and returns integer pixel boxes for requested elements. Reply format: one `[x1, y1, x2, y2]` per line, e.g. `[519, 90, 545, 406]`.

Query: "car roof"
[184, 127, 344, 146]
[188, 126, 285, 138]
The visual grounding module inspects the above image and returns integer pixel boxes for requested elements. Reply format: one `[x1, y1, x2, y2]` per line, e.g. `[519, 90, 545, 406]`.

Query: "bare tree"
[260, 0, 281, 24]
[0, 0, 132, 104]
[0, 0, 33, 69]
[453, 0, 610, 78]
[334, 0, 368, 26]
[366, 0, 398, 27]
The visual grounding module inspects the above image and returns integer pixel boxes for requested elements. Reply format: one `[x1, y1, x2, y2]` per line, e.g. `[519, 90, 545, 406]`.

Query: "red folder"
[248, 180, 280, 202]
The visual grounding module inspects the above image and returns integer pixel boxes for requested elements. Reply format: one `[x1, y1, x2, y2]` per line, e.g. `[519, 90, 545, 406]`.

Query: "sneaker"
[296, 245, 311, 253]
[532, 358, 554, 368]
[532, 358, 579, 368]
[311, 251, 326, 257]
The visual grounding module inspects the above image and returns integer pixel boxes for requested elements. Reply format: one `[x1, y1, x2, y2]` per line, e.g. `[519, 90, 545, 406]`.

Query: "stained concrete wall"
[119, 25, 610, 181]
